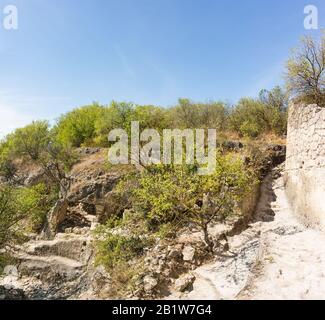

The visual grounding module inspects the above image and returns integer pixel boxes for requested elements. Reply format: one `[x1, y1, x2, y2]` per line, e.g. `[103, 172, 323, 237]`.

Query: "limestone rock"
[143, 275, 158, 292]
[182, 245, 196, 262]
[45, 199, 69, 238]
[175, 273, 196, 292]
[91, 265, 111, 294]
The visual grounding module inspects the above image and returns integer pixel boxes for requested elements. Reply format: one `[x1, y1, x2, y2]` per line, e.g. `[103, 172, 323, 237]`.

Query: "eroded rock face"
[0, 150, 126, 300]
[66, 161, 122, 224]
[0, 233, 98, 300]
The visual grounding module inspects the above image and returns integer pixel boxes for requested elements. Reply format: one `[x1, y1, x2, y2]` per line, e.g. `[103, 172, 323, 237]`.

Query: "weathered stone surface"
[175, 273, 196, 292]
[285, 103, 325, 230]
[0, 285, 26, 300]
[143, 275, 158, 292]
[45, 199, 69, 238]
[90, 265, 111, 295]
[182, 245, 196, 262]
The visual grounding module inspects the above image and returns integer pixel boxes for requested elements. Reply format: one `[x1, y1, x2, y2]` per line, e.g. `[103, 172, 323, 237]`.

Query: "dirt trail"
[172, 165, 325, 300]
[240, 172, 325, 300]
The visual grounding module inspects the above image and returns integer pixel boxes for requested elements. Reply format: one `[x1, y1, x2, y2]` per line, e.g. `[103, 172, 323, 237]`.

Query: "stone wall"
[285, 103, 325, 230]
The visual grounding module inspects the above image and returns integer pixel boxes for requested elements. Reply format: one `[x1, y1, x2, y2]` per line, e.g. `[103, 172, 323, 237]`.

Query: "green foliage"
[0, 121, 77, 198]
[286, 34, 325, 107]
[133, 105, 170, 132]
[94, 102, 135, 146]
[0, 139, 17, 181]
[239, 120, 261, 138]
[229, 87, 288, 138]
[94, 211, 152, 296]
[19, 183, 58, 232]
[95, 233, 148, 270]
[156, 222, 177, 240]
[7, 121, 50, 161]
[0, 183, 57, 248]
[55, 103, 105, 147]
[116, 154, 256, 249]
[0, 253, 16, 275]
[172, 98, 228, 129]
[0, 185, 24, 248]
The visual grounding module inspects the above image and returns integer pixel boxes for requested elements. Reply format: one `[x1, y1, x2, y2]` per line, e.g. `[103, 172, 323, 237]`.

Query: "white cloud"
[0, 90, 71, 138]
[0, 104, 34, 138]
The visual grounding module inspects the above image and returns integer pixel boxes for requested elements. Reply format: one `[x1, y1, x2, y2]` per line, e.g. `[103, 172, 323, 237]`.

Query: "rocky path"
[172, 165, 325, 300]
[0, 208, 100, 300]
[240, 174, 325, 300]
[3, 161, 325, 300]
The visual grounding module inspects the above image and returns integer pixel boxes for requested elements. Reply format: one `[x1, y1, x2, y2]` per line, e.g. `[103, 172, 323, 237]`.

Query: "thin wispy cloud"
[114, 44, 137, 80]
[0, 90, 71, 137]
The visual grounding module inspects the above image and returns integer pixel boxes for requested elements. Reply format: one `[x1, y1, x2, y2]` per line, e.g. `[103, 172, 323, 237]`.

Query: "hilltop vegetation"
[52, 86, 288, 149]
[1, 34, 325, 297]
[0, 86, 286, 281]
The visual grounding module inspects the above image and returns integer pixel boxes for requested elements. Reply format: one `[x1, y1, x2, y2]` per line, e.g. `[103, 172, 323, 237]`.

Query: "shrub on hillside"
[55, 103, 105, 147]
[171, 98, 228, 130]
[229, 87, 288, 138]
[115, 154, 256, 251]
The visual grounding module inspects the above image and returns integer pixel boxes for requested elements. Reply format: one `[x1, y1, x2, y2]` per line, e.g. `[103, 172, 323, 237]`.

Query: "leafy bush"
[116, 154, 256, 250]
[0, 253, 16, 275]
[171, 98, 228, 130]
[55, 103, 105, 147]
[5, 121, 50, 161]
[229, 87, 288, 138]
[239, 120, 261, 138]
[133, 105, 171, 132]
[95, 233, 148, 270]
[0, 186, 24, 248]
[94, 102, 135, 146]
[94, 212, 152, 296]
[0, 121, 77, 198]
[0, 140, 17, 182]
[20, 183, 58, 232]
[0, 183, 57, 247]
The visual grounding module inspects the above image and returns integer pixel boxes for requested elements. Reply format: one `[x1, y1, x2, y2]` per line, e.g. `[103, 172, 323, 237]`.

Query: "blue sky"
[0, 0, 324, 136]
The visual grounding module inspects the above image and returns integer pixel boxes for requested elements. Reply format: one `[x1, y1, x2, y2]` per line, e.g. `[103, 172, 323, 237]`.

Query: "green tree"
[258, 86, 288, 135]
[229, 98, 267, 137]
[2, 121, 76, 197]
[286, 34, 325, 107]
[8, 121, 50, 161]
[117, 155, 255, 251]
[55, 103, 105, 147]
[94, 101, 135, 146]
[0, 184, 53, 248]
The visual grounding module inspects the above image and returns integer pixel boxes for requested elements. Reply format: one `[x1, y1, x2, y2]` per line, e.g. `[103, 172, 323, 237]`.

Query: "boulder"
[143, 275, 158, 292]
[43, 199, 69, 238]
[175, 273, 196, 292]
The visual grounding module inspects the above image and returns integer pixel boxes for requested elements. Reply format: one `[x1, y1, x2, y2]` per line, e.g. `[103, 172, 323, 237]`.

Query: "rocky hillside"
[0, 143, 286, 300]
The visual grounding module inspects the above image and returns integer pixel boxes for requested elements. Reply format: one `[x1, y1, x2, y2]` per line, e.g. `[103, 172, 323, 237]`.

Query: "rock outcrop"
[0, 144, 287, 300]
